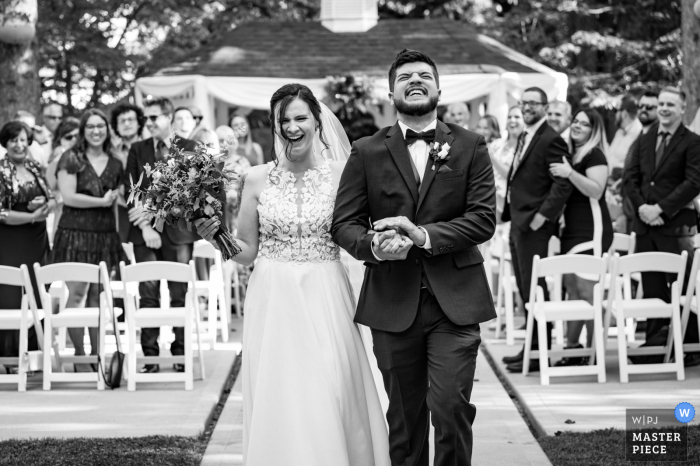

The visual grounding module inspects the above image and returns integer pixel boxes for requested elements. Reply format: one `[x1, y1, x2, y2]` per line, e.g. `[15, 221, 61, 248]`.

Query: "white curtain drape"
[135, 71, 568, 134]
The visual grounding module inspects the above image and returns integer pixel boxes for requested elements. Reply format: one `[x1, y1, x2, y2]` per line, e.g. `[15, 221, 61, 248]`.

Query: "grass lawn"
[0, 354, 241, 466]
[539, 425, 700, 466]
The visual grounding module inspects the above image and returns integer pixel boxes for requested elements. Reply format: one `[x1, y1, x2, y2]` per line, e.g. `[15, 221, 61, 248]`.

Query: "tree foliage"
[32, 0, 684, 113]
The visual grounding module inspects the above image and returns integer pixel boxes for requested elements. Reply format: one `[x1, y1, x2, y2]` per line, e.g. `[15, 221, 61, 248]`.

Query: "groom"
[332, 49, 496, 466]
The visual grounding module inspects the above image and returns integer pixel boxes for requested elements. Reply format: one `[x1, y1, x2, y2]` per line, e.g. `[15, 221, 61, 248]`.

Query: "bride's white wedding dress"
[242, 161, 390, 465]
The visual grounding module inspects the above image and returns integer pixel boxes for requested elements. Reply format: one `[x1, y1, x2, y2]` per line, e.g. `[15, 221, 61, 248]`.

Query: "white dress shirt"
[608, 119, 643, 169]
[520, 116, 548, 158]
[372, 120, 435, 260]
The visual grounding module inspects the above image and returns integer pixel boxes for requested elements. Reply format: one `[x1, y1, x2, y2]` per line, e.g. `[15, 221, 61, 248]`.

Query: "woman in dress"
[197, 84, 390, 465]
[229, 114, 264, 166]
[488, 106, 525, 218]
[549, 108, 613, 363]
[46, 117, 80, 239]
[0, 122, 55, 368]
[475, 114, 501, 145]
[50, 109, 126, 371]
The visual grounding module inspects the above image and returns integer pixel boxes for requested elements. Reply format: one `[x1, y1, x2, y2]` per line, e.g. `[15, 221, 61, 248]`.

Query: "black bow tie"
[405, 128, 435, 146]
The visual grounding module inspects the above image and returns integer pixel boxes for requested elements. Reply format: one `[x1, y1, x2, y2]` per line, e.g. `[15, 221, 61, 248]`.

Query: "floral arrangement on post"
[128, 138, 241, 260]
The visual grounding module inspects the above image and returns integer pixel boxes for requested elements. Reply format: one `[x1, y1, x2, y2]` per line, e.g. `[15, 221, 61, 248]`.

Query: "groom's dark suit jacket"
[332, 120, 497, 332]
[125, 137, 201, 246]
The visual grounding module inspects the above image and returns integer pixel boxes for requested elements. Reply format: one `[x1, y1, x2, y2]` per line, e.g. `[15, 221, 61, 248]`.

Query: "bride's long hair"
[269, 84, 330, 164]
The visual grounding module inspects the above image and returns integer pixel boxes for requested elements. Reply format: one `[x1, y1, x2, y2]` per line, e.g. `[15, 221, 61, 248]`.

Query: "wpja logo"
[625, 405, 693, 462]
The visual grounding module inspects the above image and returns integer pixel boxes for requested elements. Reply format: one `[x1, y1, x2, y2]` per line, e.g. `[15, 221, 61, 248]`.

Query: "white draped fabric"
[135, 69, 567, 135]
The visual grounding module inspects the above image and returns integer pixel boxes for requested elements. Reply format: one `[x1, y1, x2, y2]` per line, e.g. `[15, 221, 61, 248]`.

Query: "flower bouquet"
[128, 138, 242, 260]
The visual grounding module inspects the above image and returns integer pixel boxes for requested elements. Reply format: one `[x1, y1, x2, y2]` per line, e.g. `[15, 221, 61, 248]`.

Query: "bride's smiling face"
[279, 98, 317, 159]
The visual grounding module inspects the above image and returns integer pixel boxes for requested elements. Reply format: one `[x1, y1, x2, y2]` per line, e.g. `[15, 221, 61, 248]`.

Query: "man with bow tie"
[623, 86, 700, 367]
[332, 49, 496, 466]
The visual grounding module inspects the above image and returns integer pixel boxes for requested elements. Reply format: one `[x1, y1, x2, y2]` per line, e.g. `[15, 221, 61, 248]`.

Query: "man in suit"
[501, 87, 574, 373]
[623, 86, 700, 367]
[125, 97, 200, 373]
[332, 49, 496, 466]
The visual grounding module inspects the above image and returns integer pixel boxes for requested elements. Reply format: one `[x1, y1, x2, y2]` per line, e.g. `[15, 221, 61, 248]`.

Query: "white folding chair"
[604, 252, 686, 383]
[0, 265, 45, 391]
[606, 232, 638, 342]
[522, 254, 608, 384]
[192, 240, 229, 346]
[678, 249, 700, 359]
[35, 261, 117, 390]
[121, 260, 205, 391]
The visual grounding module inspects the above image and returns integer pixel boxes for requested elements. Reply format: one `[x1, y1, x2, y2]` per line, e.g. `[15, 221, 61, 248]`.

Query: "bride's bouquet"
[128, 138, 242, 260]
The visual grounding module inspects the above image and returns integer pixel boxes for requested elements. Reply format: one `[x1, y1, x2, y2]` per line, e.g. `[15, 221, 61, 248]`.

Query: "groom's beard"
[393, 95, 440, 117]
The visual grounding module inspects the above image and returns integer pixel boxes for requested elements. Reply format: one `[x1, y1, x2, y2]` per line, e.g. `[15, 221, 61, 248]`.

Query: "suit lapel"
[513, 121, 547, 177]
[417, 120, 454, 212]
[653, 125, 685, 176]
[385, 124, 419, 203]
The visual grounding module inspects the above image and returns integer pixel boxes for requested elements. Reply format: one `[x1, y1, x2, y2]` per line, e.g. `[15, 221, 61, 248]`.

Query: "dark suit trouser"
[372, 289, 480, 466]
[509, 222, 555, 353]
[134, 233, 194, 360]
[635, 232, 699, 347]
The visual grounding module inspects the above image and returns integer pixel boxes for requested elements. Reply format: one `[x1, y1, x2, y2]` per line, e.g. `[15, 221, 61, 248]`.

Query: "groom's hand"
[373, 216, 426, 247]
[372, 230, 413, 261]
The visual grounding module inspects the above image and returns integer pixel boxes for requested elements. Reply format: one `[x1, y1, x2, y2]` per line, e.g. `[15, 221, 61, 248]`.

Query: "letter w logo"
[679, 409, 690, 417]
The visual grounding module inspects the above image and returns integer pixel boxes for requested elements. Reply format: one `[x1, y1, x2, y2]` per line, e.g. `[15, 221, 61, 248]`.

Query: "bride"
[196, 84, 390, 465]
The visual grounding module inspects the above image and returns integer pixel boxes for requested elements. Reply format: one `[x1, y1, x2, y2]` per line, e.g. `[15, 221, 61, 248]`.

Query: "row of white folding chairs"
[491, 232, 639, 346]
[522, 250, 692, 385]
[0, 260, 206, 391]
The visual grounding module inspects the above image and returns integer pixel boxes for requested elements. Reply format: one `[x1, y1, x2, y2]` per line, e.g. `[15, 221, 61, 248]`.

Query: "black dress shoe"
[506, 359, 539, 373]
[173, 364, 185, 373]
[684, 352, 700, 368]
[139, 365, 160, 373]
[502, 348, 524, 365]
[553, 344, 585, 367]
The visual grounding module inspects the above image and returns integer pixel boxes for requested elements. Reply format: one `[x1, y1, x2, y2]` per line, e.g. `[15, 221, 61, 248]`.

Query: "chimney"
[321, 0, 378, 33]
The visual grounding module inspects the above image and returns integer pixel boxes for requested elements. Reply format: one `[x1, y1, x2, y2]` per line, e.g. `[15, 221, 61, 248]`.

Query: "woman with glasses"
[0, 121, 55, 370]
[549, 108, 613, 365]
[229, 114, 264, 166]
[50, 109, 126, 371]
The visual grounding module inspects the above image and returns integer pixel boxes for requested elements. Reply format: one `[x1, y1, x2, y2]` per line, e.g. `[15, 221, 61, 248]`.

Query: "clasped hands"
[638, 204, 664, 226]
[371, 216, 426, 261]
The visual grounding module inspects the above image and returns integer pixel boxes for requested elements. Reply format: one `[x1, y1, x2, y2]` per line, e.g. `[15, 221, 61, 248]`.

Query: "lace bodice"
[257, 161, 340, 263]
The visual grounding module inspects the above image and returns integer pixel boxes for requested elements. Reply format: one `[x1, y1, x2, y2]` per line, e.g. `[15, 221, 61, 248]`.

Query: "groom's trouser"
[372, 289, 480, 466]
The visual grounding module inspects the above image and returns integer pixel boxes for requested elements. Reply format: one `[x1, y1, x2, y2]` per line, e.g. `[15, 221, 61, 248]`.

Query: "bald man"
[444, 102, 470, 129]
[546, 101, 572, 141]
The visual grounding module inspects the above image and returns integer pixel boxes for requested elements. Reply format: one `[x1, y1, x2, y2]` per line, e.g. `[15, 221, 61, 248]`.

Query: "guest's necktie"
[655, 132, 669, 167]
[405, 129, 436, 146]
[155, 140, 168, 162]
[509, 132, 527, 180]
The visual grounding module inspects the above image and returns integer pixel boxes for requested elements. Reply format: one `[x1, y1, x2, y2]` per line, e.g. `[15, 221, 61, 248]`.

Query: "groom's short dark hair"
[388, 49, 440, 92]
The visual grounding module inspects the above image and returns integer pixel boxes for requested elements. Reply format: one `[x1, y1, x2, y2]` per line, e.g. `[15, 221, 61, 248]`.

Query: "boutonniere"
[428, 142, 451, 171]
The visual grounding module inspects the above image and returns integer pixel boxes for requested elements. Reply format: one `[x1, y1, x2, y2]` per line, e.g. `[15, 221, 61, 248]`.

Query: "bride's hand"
[194, 216, 220, 243]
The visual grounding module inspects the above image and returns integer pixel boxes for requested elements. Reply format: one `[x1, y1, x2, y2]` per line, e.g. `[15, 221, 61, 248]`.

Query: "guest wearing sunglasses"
[125, 97, 199, 374]
[45, 117, 80, 238]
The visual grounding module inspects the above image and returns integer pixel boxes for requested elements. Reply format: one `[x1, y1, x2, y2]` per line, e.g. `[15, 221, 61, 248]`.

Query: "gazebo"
[135, 17, 567, 131]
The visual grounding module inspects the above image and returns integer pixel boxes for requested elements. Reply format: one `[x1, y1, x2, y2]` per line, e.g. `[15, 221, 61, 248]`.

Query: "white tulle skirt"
[242, 258, 390, 466]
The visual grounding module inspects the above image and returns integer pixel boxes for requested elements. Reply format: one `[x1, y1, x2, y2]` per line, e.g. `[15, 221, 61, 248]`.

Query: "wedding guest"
[489, 106, 525, 217]
[637, 91, 659, 135]
[50, 109, 125, 372]
[549, 109, 613, 364]
[609, 94, 642, 171]
[125, 97, 199, 374]
[443, 102, 470, 129]
[189, 106, 206, 136]
[13, 111, 51, 168]
[110, 104, 145, 241]
[475, 115, 501, 144]
[547, 100, 572, 141]
[46, 117, 80, 239]
[172, 107, 197, 139]
[502, 87, 574, 373]
[623, 86, 700, 367]
[230, 114, 264, 166]
[0, 121, 54, 368]
[215, 125, 250, 233]
[42, 102, 64, 135]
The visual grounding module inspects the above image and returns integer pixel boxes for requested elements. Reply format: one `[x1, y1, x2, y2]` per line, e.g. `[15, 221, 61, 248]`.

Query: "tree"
[681, 0, 700, 124]
[0, 0, 41, 124]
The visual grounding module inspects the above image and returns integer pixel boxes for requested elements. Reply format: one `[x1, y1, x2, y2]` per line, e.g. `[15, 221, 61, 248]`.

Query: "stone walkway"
[201, 344, 552, 466]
